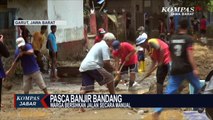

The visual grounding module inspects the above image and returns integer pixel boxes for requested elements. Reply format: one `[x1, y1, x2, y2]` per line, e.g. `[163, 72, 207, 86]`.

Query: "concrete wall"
[7, 0, 84, 43]
[47, 0, 84, 60]
[107, 0, 164, 31]
[107, 0, 132, 12]
[108, 0, 136, 40]
[47, 0, 84, 43]
[7, 0, 48, 34]
[7, 0, 85, 61]
[0, 4, 16, 48]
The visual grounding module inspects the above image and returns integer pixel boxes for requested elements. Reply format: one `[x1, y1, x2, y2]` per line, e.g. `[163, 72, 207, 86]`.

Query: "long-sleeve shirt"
[0, 42, 9, 78]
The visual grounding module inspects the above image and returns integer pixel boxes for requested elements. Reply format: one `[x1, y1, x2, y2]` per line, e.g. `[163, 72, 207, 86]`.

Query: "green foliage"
[208, 0, 213, 12]
[168, 0, 211, 11]
[84, 8, 90, 18]
[207, 25, 213, 37]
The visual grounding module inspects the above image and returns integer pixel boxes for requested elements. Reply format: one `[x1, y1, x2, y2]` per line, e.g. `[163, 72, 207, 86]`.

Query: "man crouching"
[79, 33, 116, 112]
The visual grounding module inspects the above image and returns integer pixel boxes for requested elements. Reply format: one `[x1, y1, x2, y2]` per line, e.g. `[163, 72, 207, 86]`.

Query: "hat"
[103, 32, 116, 41]
[136, 33, 148, 45]
[97, 0, 105, 4]
[98, 28, 106, 34]
[137, 26, 145, 31]
[16, 37, 26, 47]
[112, 40, 120, 50]
[137, 26, 145, 35]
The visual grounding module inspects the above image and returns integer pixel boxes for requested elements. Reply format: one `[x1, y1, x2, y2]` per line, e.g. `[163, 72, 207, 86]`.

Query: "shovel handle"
[118, 61, 126, 72]
[114, 61, 126, 81]
[137, 76, 147, 84]
[6, 54, 20, 78]
[14, 54, 20, 63]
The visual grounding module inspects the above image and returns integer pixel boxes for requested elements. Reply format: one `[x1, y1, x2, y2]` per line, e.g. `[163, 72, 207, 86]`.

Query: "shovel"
[137, 76, 147, 84]
[3, 54, 20, 90]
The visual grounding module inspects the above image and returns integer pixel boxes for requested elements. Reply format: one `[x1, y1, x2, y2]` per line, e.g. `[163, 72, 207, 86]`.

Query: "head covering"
[112, 40, 120, 51]
[16, 37, 26, 47]
[137, 26, 145, 31]
[136, 33, 148, 45]
[137, 26, 145, 35]
[98, 28, 106, 34]
[97, 0, 105, 4]
[103, 32, 116, 41]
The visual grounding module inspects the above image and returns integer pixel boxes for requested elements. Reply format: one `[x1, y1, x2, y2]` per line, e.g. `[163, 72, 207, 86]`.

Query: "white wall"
[47, 0, 84, 43]
[7, 0, 48, 34]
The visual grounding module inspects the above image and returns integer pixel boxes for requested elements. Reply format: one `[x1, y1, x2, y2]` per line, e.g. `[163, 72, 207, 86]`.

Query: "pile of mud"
[143, 110, 184, 120]
[194, 44, 213, 80]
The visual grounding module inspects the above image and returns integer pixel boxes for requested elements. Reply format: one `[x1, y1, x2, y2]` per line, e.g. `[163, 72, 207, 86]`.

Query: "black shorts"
[200, 29, 206, 34]
[156, 64, 169, 85]
[121, 64, 138, 74]
[80, 68, 113, 91]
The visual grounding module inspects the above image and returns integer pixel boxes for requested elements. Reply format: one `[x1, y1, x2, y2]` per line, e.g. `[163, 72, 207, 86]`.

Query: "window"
[136, 5, 140, 11]
[0, 0, 7, 5]
[0, 9, 16, 29]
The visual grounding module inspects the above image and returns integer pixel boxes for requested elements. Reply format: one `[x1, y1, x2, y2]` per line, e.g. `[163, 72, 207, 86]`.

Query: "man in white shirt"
[79, 32, 116, 112]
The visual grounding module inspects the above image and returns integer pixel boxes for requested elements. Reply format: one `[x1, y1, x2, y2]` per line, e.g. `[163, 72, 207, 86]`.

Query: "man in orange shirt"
[32, 26, 47, 73]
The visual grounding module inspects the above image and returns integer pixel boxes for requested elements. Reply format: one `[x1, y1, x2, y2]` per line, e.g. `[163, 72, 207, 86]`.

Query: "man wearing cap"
[79, 32, 116, 112]
[137, 26, 145, 35]
[112, 40, 138, 89]
[136, 33, 171, 94]
[136, 27, 147, 73]
[6, 37, 48, 94]
[94, 28, 106, 44]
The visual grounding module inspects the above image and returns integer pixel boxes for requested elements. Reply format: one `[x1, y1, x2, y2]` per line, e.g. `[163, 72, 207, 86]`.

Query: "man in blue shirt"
[6, 37, 48, 94]
[0, 34, 9, 110]
[47, 25, 58, 80]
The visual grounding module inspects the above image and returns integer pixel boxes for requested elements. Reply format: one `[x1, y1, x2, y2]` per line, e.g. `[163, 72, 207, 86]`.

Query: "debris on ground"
[194, 44, 213, 80]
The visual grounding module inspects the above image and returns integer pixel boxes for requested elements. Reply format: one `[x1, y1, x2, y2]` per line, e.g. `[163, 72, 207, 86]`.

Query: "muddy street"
[1, 73, 154, 120]
[1, 44, 212, 120]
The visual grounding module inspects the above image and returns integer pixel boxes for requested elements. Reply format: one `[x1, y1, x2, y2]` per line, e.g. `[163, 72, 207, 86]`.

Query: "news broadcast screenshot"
[0, 0, 213, 120]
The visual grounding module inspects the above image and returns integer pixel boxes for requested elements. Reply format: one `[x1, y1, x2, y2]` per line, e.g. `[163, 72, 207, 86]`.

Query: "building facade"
[0, 0, 85, 60]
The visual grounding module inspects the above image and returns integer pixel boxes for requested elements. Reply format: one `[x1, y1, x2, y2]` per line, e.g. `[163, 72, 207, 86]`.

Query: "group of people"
[0, 17, 209, 118]
[17, 18, 59, 80]
[153, 19, 202, 119]
[79, 19, 204, 117]
[191, 15, 207, 42]
[139, 19, 206, 119]
[158, 15, 207, 43]
[158, 16, 175, 42]
[0, 22, 61, 110]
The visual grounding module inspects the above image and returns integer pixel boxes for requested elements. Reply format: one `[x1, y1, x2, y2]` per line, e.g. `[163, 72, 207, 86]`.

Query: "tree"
[208, 0, 213, 12]
[168, 0, 211, 11]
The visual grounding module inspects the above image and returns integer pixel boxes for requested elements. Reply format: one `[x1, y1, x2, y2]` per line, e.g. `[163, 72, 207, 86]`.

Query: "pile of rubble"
[194, 44, 213, 80]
